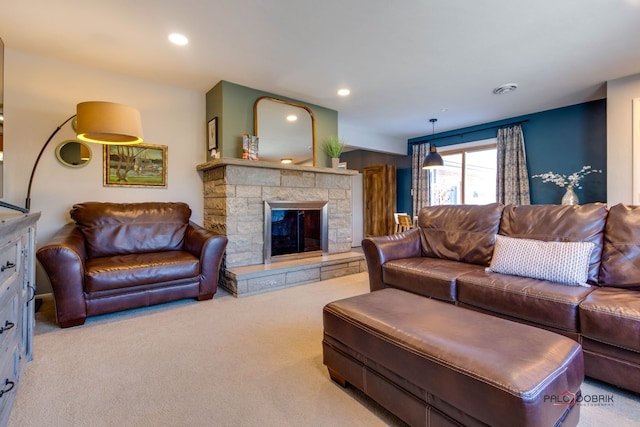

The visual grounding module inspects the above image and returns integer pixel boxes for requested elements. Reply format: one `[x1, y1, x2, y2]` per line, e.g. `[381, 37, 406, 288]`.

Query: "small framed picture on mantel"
[208, 117, 218, 151]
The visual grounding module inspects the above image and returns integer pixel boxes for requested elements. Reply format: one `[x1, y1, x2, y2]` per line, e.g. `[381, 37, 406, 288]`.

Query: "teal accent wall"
[408, 99, 607, 206]
[396, 168, 413, 214]
[205, 81, 338, 167]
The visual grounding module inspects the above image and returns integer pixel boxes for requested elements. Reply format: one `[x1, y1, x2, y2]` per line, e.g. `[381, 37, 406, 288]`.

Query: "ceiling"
[1, 0, 639, 148]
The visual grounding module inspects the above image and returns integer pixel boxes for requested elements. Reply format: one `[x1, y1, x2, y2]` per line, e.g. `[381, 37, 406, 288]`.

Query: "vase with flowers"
[531, 165, 602, 205]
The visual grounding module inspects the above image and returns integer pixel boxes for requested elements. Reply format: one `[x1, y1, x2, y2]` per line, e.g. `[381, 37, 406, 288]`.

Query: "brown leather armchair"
[37, 202, 228, 327]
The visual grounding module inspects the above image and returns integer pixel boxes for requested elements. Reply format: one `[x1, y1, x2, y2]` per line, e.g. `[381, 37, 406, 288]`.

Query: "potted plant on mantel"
[323, 136, 345, 169]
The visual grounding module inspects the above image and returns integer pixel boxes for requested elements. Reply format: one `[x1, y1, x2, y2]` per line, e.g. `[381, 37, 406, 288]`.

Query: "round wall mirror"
[55, 140, 92, 168]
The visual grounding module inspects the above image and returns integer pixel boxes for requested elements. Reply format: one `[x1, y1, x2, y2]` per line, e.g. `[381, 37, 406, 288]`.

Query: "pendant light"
[422, 118, 444, 169]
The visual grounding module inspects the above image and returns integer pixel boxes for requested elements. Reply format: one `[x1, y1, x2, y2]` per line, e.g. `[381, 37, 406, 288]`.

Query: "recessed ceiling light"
[286, 115, 298, 122]
[168, 33, 189, 46]
[337, 88, 351, 96]
[493, 83, 518, 95]
[280, 158, 293, 164]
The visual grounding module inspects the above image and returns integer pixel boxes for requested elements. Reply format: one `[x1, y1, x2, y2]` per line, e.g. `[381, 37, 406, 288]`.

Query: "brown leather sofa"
[363, 202, 640, 394]
[37, 202, 228, 327]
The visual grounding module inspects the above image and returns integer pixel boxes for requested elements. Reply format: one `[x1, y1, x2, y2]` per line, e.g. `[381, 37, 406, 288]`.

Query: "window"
[429, 139, 497, 205]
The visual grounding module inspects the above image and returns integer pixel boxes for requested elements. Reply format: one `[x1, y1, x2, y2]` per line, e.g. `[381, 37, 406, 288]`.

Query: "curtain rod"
[409, 119, 529, 145]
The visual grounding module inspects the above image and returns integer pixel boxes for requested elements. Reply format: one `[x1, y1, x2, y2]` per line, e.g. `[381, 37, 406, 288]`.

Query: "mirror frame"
[253, 96, 317, 166]
[55, 139, 92, 168]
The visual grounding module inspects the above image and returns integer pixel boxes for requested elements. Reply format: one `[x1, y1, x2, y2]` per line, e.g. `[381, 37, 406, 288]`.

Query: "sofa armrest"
[362, 227, 422, 291]
[36, 223, 88, 327]
[185, 222, 228, 298]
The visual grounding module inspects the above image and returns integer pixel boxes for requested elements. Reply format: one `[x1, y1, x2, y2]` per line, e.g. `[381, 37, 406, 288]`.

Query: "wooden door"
[363, 164, 396, 237]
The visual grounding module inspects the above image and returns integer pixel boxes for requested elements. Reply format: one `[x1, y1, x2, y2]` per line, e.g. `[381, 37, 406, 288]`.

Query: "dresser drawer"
[0, 240, 18, 290]
[0, 241, 20, 282]
[0, 294, 18, 353]
[0, 341, 20, 425]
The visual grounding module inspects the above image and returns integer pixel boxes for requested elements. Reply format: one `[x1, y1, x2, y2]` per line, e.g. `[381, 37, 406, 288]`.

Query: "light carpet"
[8, 273, 640, 426]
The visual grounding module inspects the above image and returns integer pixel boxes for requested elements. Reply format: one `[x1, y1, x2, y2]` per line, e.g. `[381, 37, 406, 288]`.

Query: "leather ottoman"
[322, 288, 583, 427]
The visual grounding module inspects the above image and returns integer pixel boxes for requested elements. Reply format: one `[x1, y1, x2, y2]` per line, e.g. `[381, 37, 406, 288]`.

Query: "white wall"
[3, 49, 207, 243]
[3, 50, 207, 293]
[339, 120, 407, 155]
[607, 73, 640, 205]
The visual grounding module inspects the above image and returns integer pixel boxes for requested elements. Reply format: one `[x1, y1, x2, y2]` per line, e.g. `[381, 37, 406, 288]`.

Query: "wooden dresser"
[0, 212, 39, 426]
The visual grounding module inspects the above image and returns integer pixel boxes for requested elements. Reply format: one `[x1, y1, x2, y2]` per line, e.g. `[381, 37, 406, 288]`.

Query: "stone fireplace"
[197, 158, 365, 296]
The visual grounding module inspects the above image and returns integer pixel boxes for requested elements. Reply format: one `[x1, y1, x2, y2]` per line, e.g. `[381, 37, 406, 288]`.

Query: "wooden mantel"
[197, 157, 358, 177]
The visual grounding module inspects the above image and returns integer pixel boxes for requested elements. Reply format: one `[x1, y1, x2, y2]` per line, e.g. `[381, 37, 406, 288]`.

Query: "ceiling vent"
[493, 83, 518, 95]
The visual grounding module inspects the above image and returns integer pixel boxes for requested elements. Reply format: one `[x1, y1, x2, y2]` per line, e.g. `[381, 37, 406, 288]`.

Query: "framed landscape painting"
[103, 143, 167, 188]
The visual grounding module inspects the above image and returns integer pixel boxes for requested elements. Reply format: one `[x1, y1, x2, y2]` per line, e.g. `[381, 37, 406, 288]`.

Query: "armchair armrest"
[362, 228, 422, 291]
[185, 222, 228, 298]
[36, 223, 88, 327]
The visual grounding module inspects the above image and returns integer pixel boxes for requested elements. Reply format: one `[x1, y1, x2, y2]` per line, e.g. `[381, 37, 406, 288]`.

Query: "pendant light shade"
[76, 101, 144, 145]
[422, 145, 444, 169]
[422, 118, 444, 169]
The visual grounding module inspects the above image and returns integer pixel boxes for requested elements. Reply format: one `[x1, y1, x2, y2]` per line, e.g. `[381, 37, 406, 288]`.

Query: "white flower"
[531, 165, 602, 190]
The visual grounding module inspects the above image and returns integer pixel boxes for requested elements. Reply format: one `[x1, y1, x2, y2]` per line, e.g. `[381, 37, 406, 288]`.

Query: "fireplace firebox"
[264, 201, 328, 263]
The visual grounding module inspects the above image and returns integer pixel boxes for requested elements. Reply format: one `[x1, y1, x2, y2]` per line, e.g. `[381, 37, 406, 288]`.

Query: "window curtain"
[411, 143, 431, 217]
[496, 124, 530, 205]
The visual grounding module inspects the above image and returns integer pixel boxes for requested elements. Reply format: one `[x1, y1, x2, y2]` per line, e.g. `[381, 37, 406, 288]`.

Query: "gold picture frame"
[103, 143, 167, 188]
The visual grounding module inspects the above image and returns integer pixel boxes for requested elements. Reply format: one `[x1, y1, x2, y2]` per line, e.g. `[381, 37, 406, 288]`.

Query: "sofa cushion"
[498, 203, 608, 285]
[580, 287, 640, 353]
[487, 235, 594, 286]
[457, 270, 595, 333]
[383, 257, 485, 302]
[598, 203, 640, 289]
[85, 251, 200, 293]
[71, 202, 192, 258]
[417, 203, 504, 266]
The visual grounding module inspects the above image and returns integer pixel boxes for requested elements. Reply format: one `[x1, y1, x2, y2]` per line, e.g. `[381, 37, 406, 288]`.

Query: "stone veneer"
[197, 158, 364, 296]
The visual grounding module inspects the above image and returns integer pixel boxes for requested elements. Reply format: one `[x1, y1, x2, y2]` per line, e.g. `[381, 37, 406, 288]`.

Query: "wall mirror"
[254, 96, 316, 166]
[55, 140, 92, 168]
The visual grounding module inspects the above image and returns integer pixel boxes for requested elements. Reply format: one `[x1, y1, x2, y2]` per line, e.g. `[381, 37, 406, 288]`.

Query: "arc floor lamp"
[0, 101, 143, 213]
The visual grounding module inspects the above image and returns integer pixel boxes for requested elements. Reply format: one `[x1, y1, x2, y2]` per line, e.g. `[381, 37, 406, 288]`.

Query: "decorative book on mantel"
[242, 134, 259, 161]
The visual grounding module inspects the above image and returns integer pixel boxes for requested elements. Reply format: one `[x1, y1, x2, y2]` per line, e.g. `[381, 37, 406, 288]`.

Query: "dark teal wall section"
[396, 168, 412, 214]
[408, 99, 607, 205]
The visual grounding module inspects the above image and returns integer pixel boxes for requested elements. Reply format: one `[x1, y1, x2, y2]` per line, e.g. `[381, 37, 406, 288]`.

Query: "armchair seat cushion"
[85, 251, 200, 293]
[457, 270, 595, 334]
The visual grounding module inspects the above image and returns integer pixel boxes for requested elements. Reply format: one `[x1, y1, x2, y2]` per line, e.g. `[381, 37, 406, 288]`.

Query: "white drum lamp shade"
[76, 101, 144, 144]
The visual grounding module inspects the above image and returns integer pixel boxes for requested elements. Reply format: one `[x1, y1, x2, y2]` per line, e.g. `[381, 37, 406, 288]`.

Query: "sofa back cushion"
[417, 203, 504, 266]
[71, 202, 191, 258]
[599, 203, 640, 289]
[499, 203, 608, 285]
